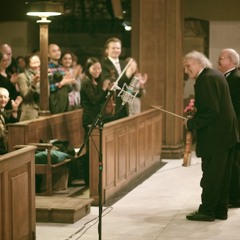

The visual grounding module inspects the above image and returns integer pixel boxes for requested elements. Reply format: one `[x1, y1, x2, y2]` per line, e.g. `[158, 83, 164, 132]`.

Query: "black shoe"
[215, 213, 228, 220]
[186, 211, 215, 222]
[228, 202, 240, 208]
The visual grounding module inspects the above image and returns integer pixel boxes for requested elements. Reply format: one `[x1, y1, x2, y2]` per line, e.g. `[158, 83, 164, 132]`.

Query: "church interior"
[1, 0, 240, 239]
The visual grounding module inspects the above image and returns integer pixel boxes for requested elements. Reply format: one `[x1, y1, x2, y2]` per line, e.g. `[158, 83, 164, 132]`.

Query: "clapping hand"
[11, 96, 22, 112]
[135, 72, 148, 86]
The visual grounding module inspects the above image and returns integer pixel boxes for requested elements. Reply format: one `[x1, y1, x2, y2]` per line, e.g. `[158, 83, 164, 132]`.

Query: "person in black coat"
[183, 51, 239, 221]
[218, 48, 240, 208]
[101, 37, 132, 120]
[80, 57, 110, 185]
[81, 57, 110, 136]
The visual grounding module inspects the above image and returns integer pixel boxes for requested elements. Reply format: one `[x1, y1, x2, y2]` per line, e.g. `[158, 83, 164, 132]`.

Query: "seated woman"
[0, 87, 22, 154]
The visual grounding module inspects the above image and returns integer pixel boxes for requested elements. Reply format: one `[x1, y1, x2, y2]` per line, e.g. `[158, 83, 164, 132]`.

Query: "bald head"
[218, 48, 240, 74]
[48, 44, 61, 64]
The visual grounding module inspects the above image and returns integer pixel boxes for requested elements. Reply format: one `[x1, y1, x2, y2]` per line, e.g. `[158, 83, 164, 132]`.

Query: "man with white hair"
[183, 51, 239, 221]
[0, 87, 21, 154]
[218, 48, 240, 208]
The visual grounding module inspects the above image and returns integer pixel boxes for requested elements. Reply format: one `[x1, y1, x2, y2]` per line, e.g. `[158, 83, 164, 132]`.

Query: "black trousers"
[198, 147, 234, 216]
[229, 143, 240, 203]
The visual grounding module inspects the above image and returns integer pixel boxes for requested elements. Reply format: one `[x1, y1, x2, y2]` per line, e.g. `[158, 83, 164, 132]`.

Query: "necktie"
[115, 61, 121, 75]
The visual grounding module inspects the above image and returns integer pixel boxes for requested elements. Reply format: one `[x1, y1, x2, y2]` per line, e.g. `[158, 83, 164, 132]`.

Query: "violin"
[182, 99, 195, 167]
[104, 94, 116, 116]
[103, 72, 116, 116]
[183, 130, 192, 167]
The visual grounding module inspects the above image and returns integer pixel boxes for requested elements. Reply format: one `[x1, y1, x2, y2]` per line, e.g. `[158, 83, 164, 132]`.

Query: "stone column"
[131, 0, 184, 158]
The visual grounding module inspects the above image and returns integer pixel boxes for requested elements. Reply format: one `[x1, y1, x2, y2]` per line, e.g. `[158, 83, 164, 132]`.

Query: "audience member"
[183, 51, 239, 221]
[101, 37, 132, 120]
[60, 51, 81, 110]
[81, 57, 110, 138]
[80, 57, 110, 184]
[0, 87, 21, 154]
[72, 53, 83, 105]
[48, 44, 75, 114]
[218, 48, 240, 208]
[16, 55, 27, 72]
[0, 52, 21, 110]
[0, 43, 21, 75]
[72, 53, 83, 80]
[17, 54, 41, 121]
[124, 58, 148, 116]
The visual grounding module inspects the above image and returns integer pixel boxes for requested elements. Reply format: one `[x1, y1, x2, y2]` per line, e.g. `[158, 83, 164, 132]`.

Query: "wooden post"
[131, 0, 184, 158]
[38, 20, 51, 116]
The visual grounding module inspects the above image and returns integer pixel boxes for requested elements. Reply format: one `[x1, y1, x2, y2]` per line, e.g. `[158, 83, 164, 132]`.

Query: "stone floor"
[36, 152, 240, 240]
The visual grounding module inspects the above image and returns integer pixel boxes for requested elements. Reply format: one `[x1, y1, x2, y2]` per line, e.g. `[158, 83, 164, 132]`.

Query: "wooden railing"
[89, 109, 162, 205]
[0, 145, 36, 240]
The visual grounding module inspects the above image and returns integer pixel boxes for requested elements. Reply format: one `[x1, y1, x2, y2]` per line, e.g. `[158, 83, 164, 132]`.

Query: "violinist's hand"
[184, 118, 189, 130]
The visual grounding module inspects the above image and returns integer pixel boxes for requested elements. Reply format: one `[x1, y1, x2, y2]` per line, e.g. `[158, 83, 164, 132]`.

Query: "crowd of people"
[0, 38, 148, 154]
[1, 38, 240, 222]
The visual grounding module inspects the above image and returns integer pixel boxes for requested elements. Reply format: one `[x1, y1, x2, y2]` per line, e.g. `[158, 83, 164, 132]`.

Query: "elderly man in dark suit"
[183, 51, 239, 221]
[218, 48, 240, 208]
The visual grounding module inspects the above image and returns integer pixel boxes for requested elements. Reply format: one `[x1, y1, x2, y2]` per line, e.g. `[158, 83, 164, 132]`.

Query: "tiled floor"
[36, 152, 240, 240]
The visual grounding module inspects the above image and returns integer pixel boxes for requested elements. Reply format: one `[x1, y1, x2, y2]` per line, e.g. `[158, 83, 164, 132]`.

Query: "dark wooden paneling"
[0, 146, 36, 240]
[89, 109, 162, 205]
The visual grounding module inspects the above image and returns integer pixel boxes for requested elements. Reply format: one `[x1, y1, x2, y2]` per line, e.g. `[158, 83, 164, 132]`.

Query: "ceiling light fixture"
[26, 1, 63, 22]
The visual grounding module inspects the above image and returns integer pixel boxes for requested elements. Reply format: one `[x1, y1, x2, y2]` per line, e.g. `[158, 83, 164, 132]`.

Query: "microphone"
[118, 76, 139, 105]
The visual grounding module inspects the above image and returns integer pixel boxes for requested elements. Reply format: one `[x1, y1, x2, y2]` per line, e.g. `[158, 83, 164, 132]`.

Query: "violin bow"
[150, 105, 192, 167]
[150, 105, 186, 120]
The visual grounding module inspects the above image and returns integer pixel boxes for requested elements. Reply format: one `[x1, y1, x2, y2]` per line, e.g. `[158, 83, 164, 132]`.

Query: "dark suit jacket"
[187, 68, 239, 157]
[101, 57, 131, 120]
[225, 68, 240, 117]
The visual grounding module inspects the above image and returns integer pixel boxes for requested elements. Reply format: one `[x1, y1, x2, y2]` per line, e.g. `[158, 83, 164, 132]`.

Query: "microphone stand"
[77, 58, 133, 240]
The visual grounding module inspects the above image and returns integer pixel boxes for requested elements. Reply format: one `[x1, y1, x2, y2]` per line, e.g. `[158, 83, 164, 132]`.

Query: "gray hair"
[184, 51, 213, 69]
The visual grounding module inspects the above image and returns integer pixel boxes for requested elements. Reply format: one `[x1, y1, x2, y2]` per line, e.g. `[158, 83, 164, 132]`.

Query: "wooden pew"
[14, 143, 72, 196]
[89, 108, 162, 205]
[0, 145, 36, 240]
[7, 109, 85, 195]
[7, 109, 84, 151]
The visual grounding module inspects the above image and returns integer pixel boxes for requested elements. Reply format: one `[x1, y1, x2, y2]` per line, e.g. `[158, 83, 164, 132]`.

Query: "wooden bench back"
[0, 145, 36, 239]
[7, 109, 84, 151]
